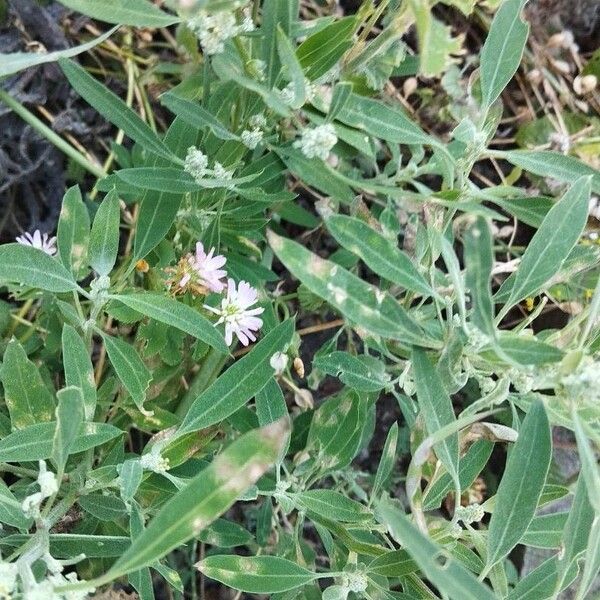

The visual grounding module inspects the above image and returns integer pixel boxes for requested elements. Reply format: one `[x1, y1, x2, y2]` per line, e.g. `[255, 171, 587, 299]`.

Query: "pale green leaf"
[52, 386, 84, 472]
[89, 189, 120, 276]
[57, 185, 90, 279]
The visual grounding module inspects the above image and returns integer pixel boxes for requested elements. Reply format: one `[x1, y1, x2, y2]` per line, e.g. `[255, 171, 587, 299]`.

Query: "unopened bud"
[574, 74, 597, 95]
[293, 357, 305, 378]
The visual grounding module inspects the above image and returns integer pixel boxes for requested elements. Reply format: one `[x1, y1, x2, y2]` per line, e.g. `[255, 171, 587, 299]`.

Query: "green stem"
[0, 89, 105, 179]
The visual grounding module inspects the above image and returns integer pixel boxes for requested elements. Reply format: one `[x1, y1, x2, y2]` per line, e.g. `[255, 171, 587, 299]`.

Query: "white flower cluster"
[293, 123, 338, 161]
[0, 561, 18, 599]
[187, 8, 254, 55]
[140, 445, 170, 474]
[455, 502, 485, 525]
[184, 146, 234, 186]
[278, 78, 316, 107]
[24, 571, 92, 600]
[241, 114, 268, 150]
[22, 461, 58, 519]
[560, 356, 600, 404]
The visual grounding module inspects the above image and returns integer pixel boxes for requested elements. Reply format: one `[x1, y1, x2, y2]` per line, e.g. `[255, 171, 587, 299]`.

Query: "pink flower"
[187, 242, 227, 293]
[15, 230, 57, 256]
[205, 279, 264, 346]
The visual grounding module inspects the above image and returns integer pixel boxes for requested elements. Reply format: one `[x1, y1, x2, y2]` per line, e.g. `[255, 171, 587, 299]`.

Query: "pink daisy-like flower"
[205, 279, 264, 346]
[15, 230, 57, 256]
[186, 242, 227, 293]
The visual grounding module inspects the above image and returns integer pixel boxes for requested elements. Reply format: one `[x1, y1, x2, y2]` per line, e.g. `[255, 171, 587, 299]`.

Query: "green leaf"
[101, 333, 152, 416]
[0, 243, 78, 292]
[412, 348, 460, 485]
[106, 419, 289, 580]
[575, 516, 600, 600]
[198, 555, 318, 594]
[111, 293, 228, 353]
[326, 214, 434, 297]
[276, 27, 306, 109]
[179, 320, 294, 435]
[486, 401, 551, 571]
[79, 493, 128, 521]
[297, 16, 356, 80]
[327, 82, 353, 122]
[521, 512, 568, 549]
[480, 0, 529, 108]
[256, 379, 287, 426]
[58, 0, 180, 26]
[378, 497, 496, 600]
[160, 93, 238, 141]
[52, 387, 84, 473]
[0, 534, 129, 558]
[488, 334, 565, 365]
[0, 479, 32, 529]
[506, 556, 563, 600]
[261, 0, 298, 85]
[367, 549, 417, 577]
[268, 231, 437, 347]
[295, 489, 372, 523]
[118, 459, 143, 504]
[313, 351, 390, 392]
[62, 325, 97, 420]
[464, 216, 495, 338]
[0, 421, 122, 462]
[335, 93, 433, 146]
[60, 58, 176, 162]
[502, 150, 600, 194]
[497, 177, 592, 312]
[133, 116, 197, 262]
[1, 339, 55, 429]
[57, 185, 90, 279]
[573, 411, 600, 513]
[89, 189, 120, 276]
[0, 26, 118, 77]
[372, 422, 399, 501]
[197, 518, 254, 548]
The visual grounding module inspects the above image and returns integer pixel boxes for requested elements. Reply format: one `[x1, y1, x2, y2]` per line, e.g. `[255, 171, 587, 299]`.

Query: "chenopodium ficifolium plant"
[0, 0, 599, 598]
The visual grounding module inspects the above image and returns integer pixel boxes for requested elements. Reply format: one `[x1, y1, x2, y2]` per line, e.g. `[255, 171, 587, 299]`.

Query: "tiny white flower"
[293, 123, 338, 160]
[37, 460, 58, 498]
[455, 502, 485, 524]
[140, 445, 170, 474]
[16, 230, 57, 256]
[187, 8, 251, 56]
[22, 492, 43, 519]
[0, 561, 18, 599]
[249, 113, 267, 129]
[241, 128, 263, 149]
[184, 146, 209, 182]
[269, 351, 288, 375]
[213, 162, 233, 181]
[205, 279, 264, 346]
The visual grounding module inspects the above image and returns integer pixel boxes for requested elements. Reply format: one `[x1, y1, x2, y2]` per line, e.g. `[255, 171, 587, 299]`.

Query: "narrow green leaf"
[296, 489, 371, 523]
[58, 0, 180, 26]
[0, 421, 123, 462]
[367, 549, 417, 578]
[198, 555, 317, 594]
[486, 401, 552, 570]
[1, 339, 55, 429]
[106, 419, 289, 579]
[118, 459, 143, 504]
[412, 348, 459, 484]
[485, 334, 565, 365]
[111, 292, 228, 353]
[88, 189, 120, 276]
[313, 351, 390, 392]
[0, 243, 78, 292]
[62, 325, 97, 420]
[276, 27, 306, 109]
[378, 497, 496, 600]
[327, 82, 353, 122]
[506, 556, 563, 600]
[161, 93, 238, 141]
[198, 519, 254, 548]
[179, 320, 294, 435]
[464, 216, 495, 338]
[502, 150, 600, 194]
[572, 411, 600, 513]
[0, 26, 118, 77]
[0, 534, 129, 558]
[497, 176, 592, 311]
[255, 379, 287, 426]
[297, 16, 356, 80]
[261, 0, 298, 85]
[52, 387, 84, 472]
[480, 0, 529, 108]
[575, 516, 600, 600]
[79, 493, 127, 521]
[521, 512, 568, 548]
[372, 422, 399, 501]
[268, 231, 437, 347]
[326, 214, 434, 297]
[59, 59, 176, 162]
[0, 479, 32, 529]
[57, 185, 90, 279]
[101, 334, 152, 416]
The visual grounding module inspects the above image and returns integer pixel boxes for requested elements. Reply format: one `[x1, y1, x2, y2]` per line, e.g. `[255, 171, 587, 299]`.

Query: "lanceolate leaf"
[480, 0, 529, 108]
[0, 244, 78, 292]
[62, 325, 97, 420]
[0, 479, 31, 529]
[1, 340, 55, 429]
[198, 555, 318, 594]
[486, 401, 551, 571]
[497, 177, 592, 313]
[412, 348, 459, 485]
[88, 189, 120, 276]
[60, 59, 176, 163]
[52, 387, 84, 472]
[268, 231, 438, 347]
[179, 320, 294, 435]
[0, 421, 122, 462]
[57, 185, 90, 279]
[105, 420, 289, 580]
[326, 214, 434, 297]
[111, 293, 228, 353]
[58, 0, 180, 26]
